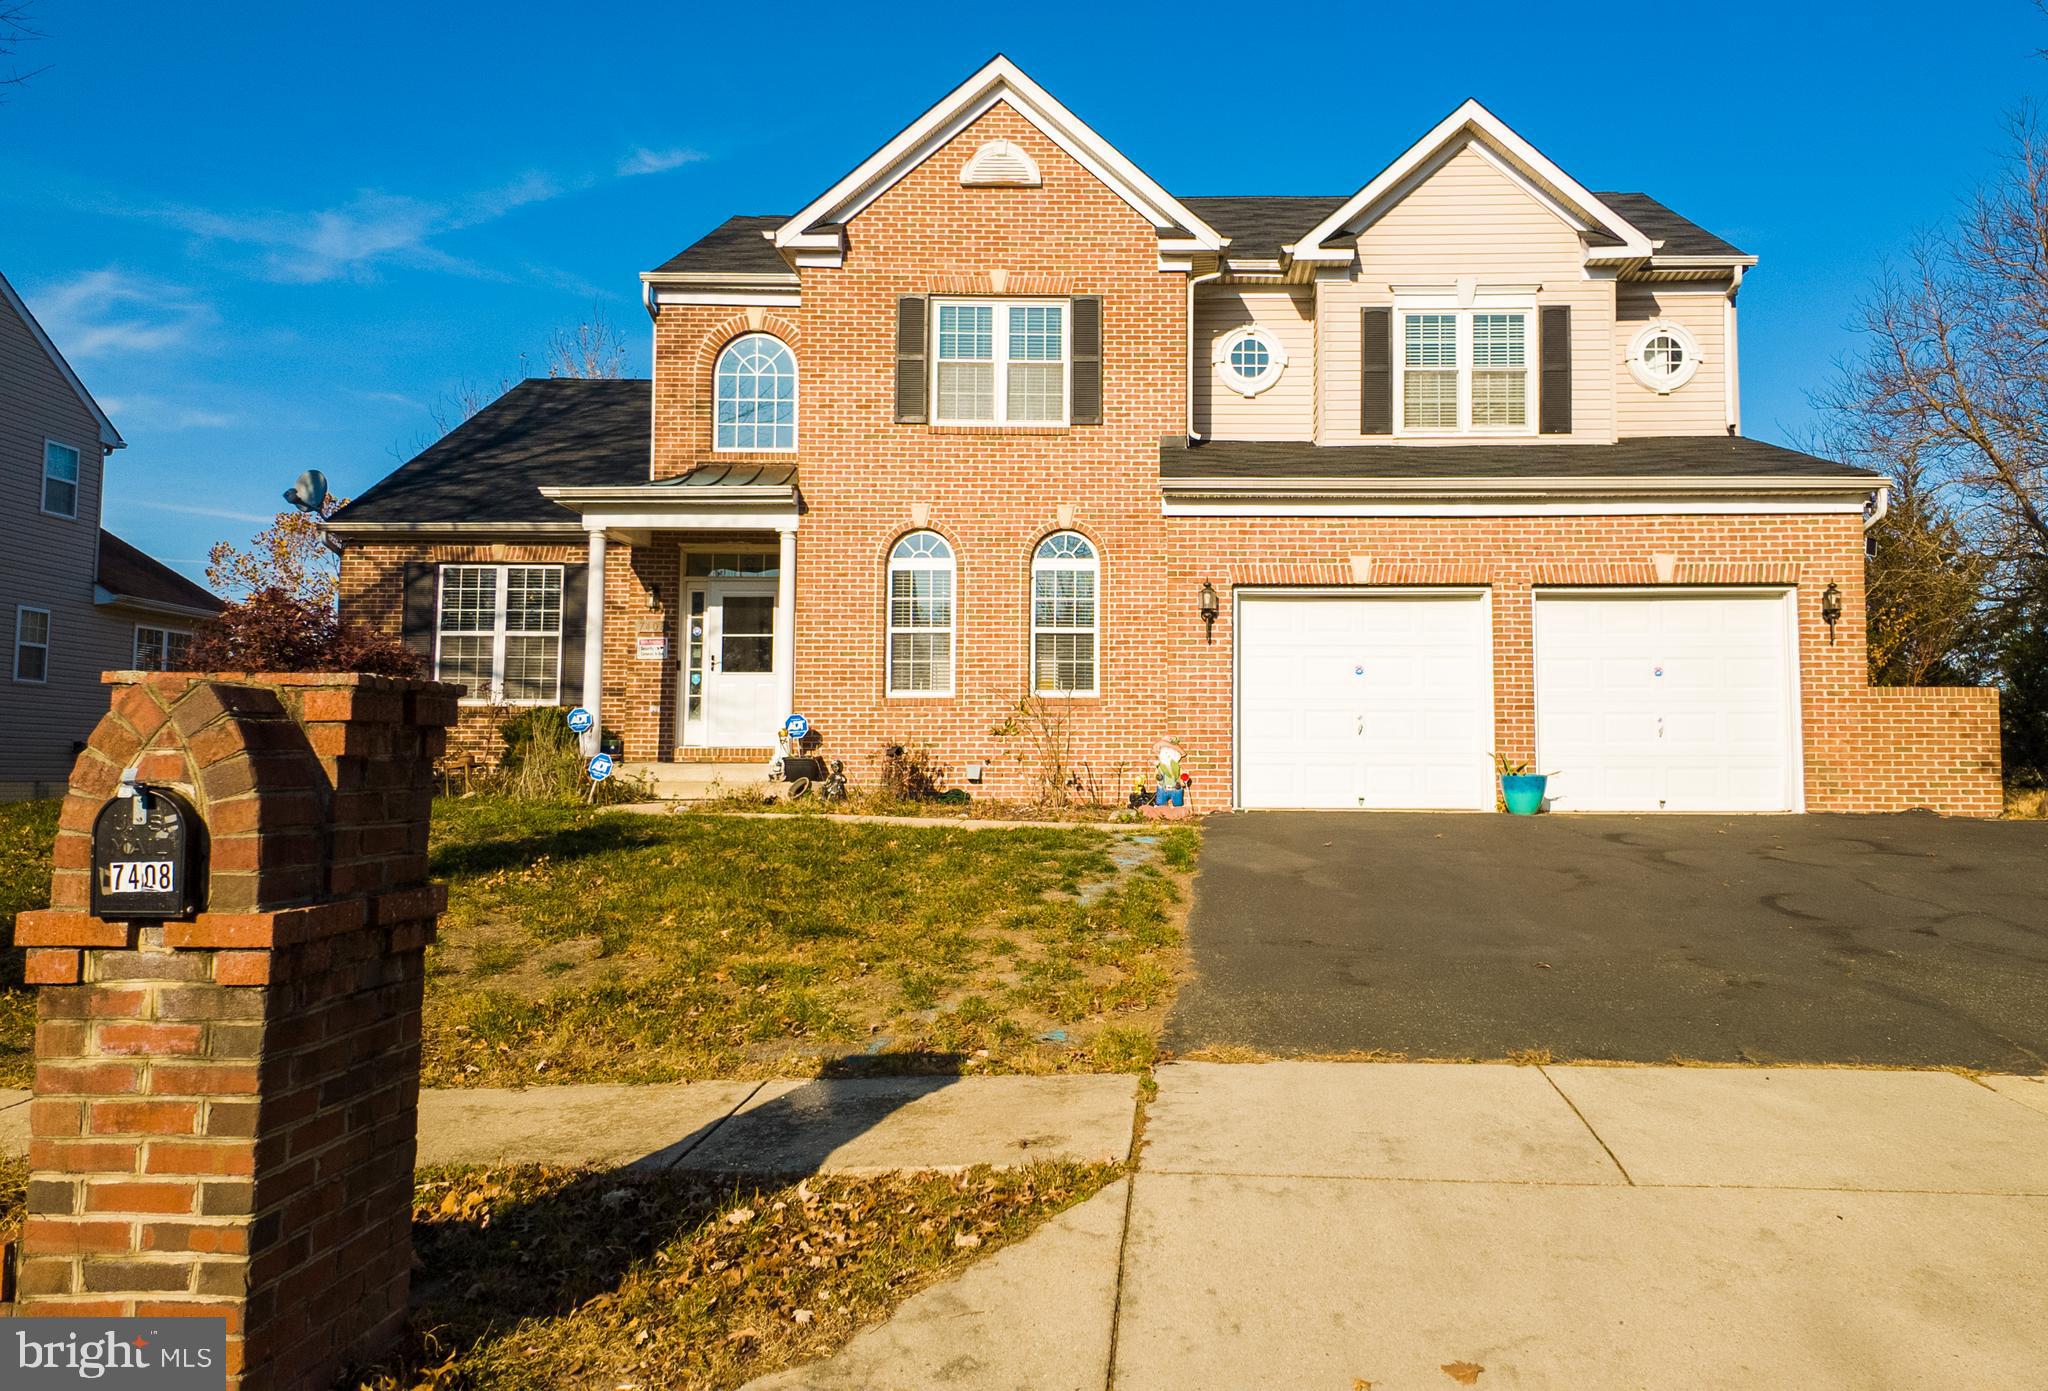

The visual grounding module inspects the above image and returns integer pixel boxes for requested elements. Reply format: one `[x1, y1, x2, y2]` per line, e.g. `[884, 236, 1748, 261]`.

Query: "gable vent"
[960, 139, 1041, 188]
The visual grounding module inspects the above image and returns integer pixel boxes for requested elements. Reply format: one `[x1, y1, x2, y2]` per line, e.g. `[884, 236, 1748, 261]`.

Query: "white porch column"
[775, 526, 797, 726]
[581, 526, 607, 757]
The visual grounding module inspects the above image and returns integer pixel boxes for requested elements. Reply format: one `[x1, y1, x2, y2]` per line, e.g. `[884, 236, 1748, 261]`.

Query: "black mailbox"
[90, 783, 206, 921]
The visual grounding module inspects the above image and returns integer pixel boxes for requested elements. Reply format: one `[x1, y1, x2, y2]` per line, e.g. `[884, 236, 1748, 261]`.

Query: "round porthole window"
[1628, 321, 1702, 394]
[1213, 326, 1288, 397]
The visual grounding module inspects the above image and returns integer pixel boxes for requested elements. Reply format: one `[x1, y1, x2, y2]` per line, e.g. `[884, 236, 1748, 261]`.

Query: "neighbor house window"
[1398, 308, 1532, 434]
[133, 625, 193, 671]
[932, 300, 1067, 425]
[14, 607, 50, 683]
[1031, 532, 1098, 695]
[1213, 325, 1287, 397]
[435, 564, 564, 704]
[1627, 320, 1702, 394]
[886, 531, 954, 695]
[714, 333, 797, 451]
[43, 441, 80, 517]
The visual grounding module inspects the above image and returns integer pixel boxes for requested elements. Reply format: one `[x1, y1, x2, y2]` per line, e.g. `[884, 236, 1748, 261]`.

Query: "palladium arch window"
[887, 532, 955, 695]
[715, 333, 797, 451]
[1032, 532, 1098, 695]
[436, 564, 564, 704]
[1398, 308, 1532, 434]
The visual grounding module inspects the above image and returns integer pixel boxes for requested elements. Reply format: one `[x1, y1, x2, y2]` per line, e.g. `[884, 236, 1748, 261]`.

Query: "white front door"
[681, 580, 780, 747]
[1533, 590, 1799, 812]
[1237, 591, 1494, 810]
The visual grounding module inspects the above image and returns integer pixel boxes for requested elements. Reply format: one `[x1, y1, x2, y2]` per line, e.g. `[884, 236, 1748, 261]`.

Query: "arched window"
[1032, 532, 1098, 695]
[887, 532, 954, 695]
[714, 333, 797, 451]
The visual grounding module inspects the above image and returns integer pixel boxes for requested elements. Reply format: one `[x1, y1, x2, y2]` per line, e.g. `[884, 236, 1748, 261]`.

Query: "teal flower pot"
[1501, 773, 1548, 815]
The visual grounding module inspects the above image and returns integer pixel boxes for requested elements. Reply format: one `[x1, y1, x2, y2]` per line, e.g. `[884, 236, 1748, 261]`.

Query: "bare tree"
[544, 306, 629, 380]
[1, 3, 48, 96]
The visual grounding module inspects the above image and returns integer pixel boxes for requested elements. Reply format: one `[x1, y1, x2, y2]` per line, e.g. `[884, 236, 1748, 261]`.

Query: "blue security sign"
[783, 713, 810, 739]
[587, 752, 614, 782]
[566, 707, 595, 735]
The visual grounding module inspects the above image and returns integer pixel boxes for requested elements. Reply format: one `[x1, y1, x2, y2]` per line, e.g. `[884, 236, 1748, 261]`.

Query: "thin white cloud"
[28, 270, 218, 359]
[138, 500, 275, 524]
[98, 394, 240, 431]
[618, 146, 703, 177]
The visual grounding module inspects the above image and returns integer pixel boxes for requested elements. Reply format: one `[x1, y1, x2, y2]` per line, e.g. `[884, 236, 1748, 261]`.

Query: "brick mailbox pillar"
[10, 672, 459, 1390]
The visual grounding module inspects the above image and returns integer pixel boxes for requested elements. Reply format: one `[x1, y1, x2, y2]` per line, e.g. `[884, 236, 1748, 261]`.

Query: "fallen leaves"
[1441, 1360, 1485, 1385]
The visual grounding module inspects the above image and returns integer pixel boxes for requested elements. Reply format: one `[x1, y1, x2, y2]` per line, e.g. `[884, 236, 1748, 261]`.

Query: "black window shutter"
[894, 296, 928, 423]
[558, 563, 589, 706]
[401, 562, 437, 660]
[1539, 305, 1572, 435]
[1360, 307, 1393, 435]
[1071, 295, 1103, 425]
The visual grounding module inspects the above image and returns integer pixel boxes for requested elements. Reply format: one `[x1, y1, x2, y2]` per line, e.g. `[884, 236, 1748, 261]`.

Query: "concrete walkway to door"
[1166, 810, 2048, 1069]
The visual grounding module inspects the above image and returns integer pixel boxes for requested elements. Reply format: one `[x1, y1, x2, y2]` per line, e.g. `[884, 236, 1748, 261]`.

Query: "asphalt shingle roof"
[651, 216, 791, 277]
[1160, 435, 1876, 481]
[97, 531, 223, 612]
[329, 379, 651, 526]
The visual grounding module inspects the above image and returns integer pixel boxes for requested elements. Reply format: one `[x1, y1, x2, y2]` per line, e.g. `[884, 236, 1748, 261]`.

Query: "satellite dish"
[283, 469, 329, 514]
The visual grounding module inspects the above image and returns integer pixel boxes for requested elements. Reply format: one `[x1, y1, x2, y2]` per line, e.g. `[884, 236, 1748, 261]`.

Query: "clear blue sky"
[5, 1, 2045, 582]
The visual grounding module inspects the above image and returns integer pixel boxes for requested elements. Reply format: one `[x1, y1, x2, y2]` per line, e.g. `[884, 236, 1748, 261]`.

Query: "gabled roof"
[772, 54, 1226, 263]
[1292, 99, 1656, 265]
[0, 269, 124, 450]
[96, 530, 222, 617]
[1181, 196, 1350, 264]
[1597, 193, 1750, 261]
[651, 215, 791, 278]
[326, 379, 650, 529]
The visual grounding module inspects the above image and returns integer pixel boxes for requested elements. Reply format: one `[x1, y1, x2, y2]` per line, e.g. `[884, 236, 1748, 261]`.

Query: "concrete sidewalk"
[760, 1062, 2048, 1391]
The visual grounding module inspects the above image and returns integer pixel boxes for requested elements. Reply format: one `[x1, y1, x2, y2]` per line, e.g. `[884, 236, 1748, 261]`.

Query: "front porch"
[541, 466, 800, 762]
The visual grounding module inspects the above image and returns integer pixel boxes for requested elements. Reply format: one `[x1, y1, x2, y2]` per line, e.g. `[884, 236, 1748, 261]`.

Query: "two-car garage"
[1234, 588, 1800, 813]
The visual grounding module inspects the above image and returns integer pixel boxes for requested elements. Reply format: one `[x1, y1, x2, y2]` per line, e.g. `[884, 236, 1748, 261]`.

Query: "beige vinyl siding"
[1193, 288, 1315, 441]
[1317, 137, 1616, 445]
[0, 285, 123, 796]
[1614, 283, 1732, 436]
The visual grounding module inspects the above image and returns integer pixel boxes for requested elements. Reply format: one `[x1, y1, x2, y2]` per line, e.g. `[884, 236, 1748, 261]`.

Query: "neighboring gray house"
[1, 269, 222, 799]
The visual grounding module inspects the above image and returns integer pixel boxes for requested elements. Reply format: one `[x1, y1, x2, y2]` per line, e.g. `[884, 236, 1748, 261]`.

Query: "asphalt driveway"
[1165, 812, 2048, 1070]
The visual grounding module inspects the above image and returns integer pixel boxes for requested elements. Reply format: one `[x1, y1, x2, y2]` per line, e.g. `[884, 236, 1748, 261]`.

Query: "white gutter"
[1865, 483, 1891, 531]
[1160, 473, 1885, 499]
[1185, 264, 1225, 442]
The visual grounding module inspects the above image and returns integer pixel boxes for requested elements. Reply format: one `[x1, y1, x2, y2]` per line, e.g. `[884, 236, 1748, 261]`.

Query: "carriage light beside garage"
[1821, 582, 1843, 644]
[1199, 581, 1220, 643]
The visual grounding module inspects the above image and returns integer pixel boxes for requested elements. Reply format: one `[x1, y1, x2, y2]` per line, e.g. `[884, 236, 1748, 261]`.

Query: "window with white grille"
[932, 300, 1067, 426]
[1031, 532, 1098, 696]
[436, 564, 564, 704]
[886, 532, 955, 695]
[1398, 308, 1532, 434]
[133, 625, 194, 671]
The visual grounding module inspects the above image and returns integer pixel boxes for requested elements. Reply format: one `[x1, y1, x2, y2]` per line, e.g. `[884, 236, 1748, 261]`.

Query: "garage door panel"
[1238, 593, 1492, 810]
[1536, 592, 1795, 813]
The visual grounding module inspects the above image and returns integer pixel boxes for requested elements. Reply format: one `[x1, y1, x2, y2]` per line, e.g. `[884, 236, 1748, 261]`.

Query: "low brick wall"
[10, 671, 456, 1390]
[1809, 685, 2003, 816]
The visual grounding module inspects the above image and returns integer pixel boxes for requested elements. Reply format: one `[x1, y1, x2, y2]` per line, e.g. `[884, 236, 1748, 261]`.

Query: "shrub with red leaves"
[184, 586, 427, 679]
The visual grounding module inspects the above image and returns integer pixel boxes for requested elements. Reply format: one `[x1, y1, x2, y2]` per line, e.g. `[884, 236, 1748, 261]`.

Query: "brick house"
[327, 56, 2001, 815]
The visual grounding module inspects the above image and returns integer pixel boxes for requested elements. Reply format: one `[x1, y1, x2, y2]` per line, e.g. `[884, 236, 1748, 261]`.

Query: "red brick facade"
[333, 91, 2003, 815]
[12, 673, 453, 1388]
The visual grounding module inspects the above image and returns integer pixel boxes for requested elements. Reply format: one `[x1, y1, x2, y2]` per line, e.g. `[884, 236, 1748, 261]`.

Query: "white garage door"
[1237, 592, 1492, 810]
[1534, 590, 1798, 813]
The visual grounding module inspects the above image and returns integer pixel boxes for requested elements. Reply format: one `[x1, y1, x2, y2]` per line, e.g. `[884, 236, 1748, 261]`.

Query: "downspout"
[1864, 483, 1890, 532]
[1185, 261, 1225, 443]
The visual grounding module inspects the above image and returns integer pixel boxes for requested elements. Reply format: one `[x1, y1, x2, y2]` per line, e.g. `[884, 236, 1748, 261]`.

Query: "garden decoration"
[1493, 753, 1550, 815]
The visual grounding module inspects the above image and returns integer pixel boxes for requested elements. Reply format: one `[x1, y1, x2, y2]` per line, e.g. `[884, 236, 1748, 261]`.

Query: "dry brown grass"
[2005, 786, 2048, 819]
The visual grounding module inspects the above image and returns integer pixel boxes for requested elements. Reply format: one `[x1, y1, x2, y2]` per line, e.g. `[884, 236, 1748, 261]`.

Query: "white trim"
[712, 332, 799, 454]
[960, 138, 1041, 186]
[1530, 586, 1804, 813]
[1030, 532, 1101, 698]
[1393, 304, 1536, 438]
[649, 288, 803, 308]
[433, 562, 568, 707]
[1724, 276, 1742, 434]
[1290, 100, 1654, 265]
[1230, 585, 1496, 812]
[13, 606, 52, 684]
[0, 271, 123, 449]
[94, 586, 220, 622]
[323, 521, 586, 538]
[1626, 320, 1702, 394]
[131, 623, 194, 671]
[929, 298, 1071, 428]
[1165, 497, 1874, 518]
[886, 531, 957, 697]
[1212, 325, 1289, 398]
[773, 56, 1224, 257]
[41, 438, 82, 519]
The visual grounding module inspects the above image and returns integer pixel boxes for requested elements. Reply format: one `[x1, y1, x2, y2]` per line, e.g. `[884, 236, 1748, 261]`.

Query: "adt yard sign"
[90, 783, 205, 921]
[566, 707, 595, 735]
[784, 713, 810, 740]
[587, 753, 614, 782]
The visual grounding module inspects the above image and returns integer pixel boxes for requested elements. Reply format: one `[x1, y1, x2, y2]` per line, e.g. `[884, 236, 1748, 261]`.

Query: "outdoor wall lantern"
[1198, 581, 1220, 643]
[1821, 581, 1843, 643]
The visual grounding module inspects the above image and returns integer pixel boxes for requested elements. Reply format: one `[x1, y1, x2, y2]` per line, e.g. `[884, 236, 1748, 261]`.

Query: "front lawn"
[425, 800, 1195, 1085]
[0, 799, 59, 1089]
[347, 1160, 1114, 1391]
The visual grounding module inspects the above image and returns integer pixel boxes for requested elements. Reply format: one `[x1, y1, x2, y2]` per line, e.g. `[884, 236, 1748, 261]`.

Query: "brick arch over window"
[692, 314, 803, 455]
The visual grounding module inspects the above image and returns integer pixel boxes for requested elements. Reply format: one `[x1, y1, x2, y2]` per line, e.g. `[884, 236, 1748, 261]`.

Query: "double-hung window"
[932, 299, 1067, 425]
[43, 441, 80, 517]
[1396, 306, 1533, 435]
[1031, 532, 1099, 695]
[436, 564, 565, 704]
[14, 607, 50, 683]
[886, 532, 955, 695]
[133, 625, 193, 671]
